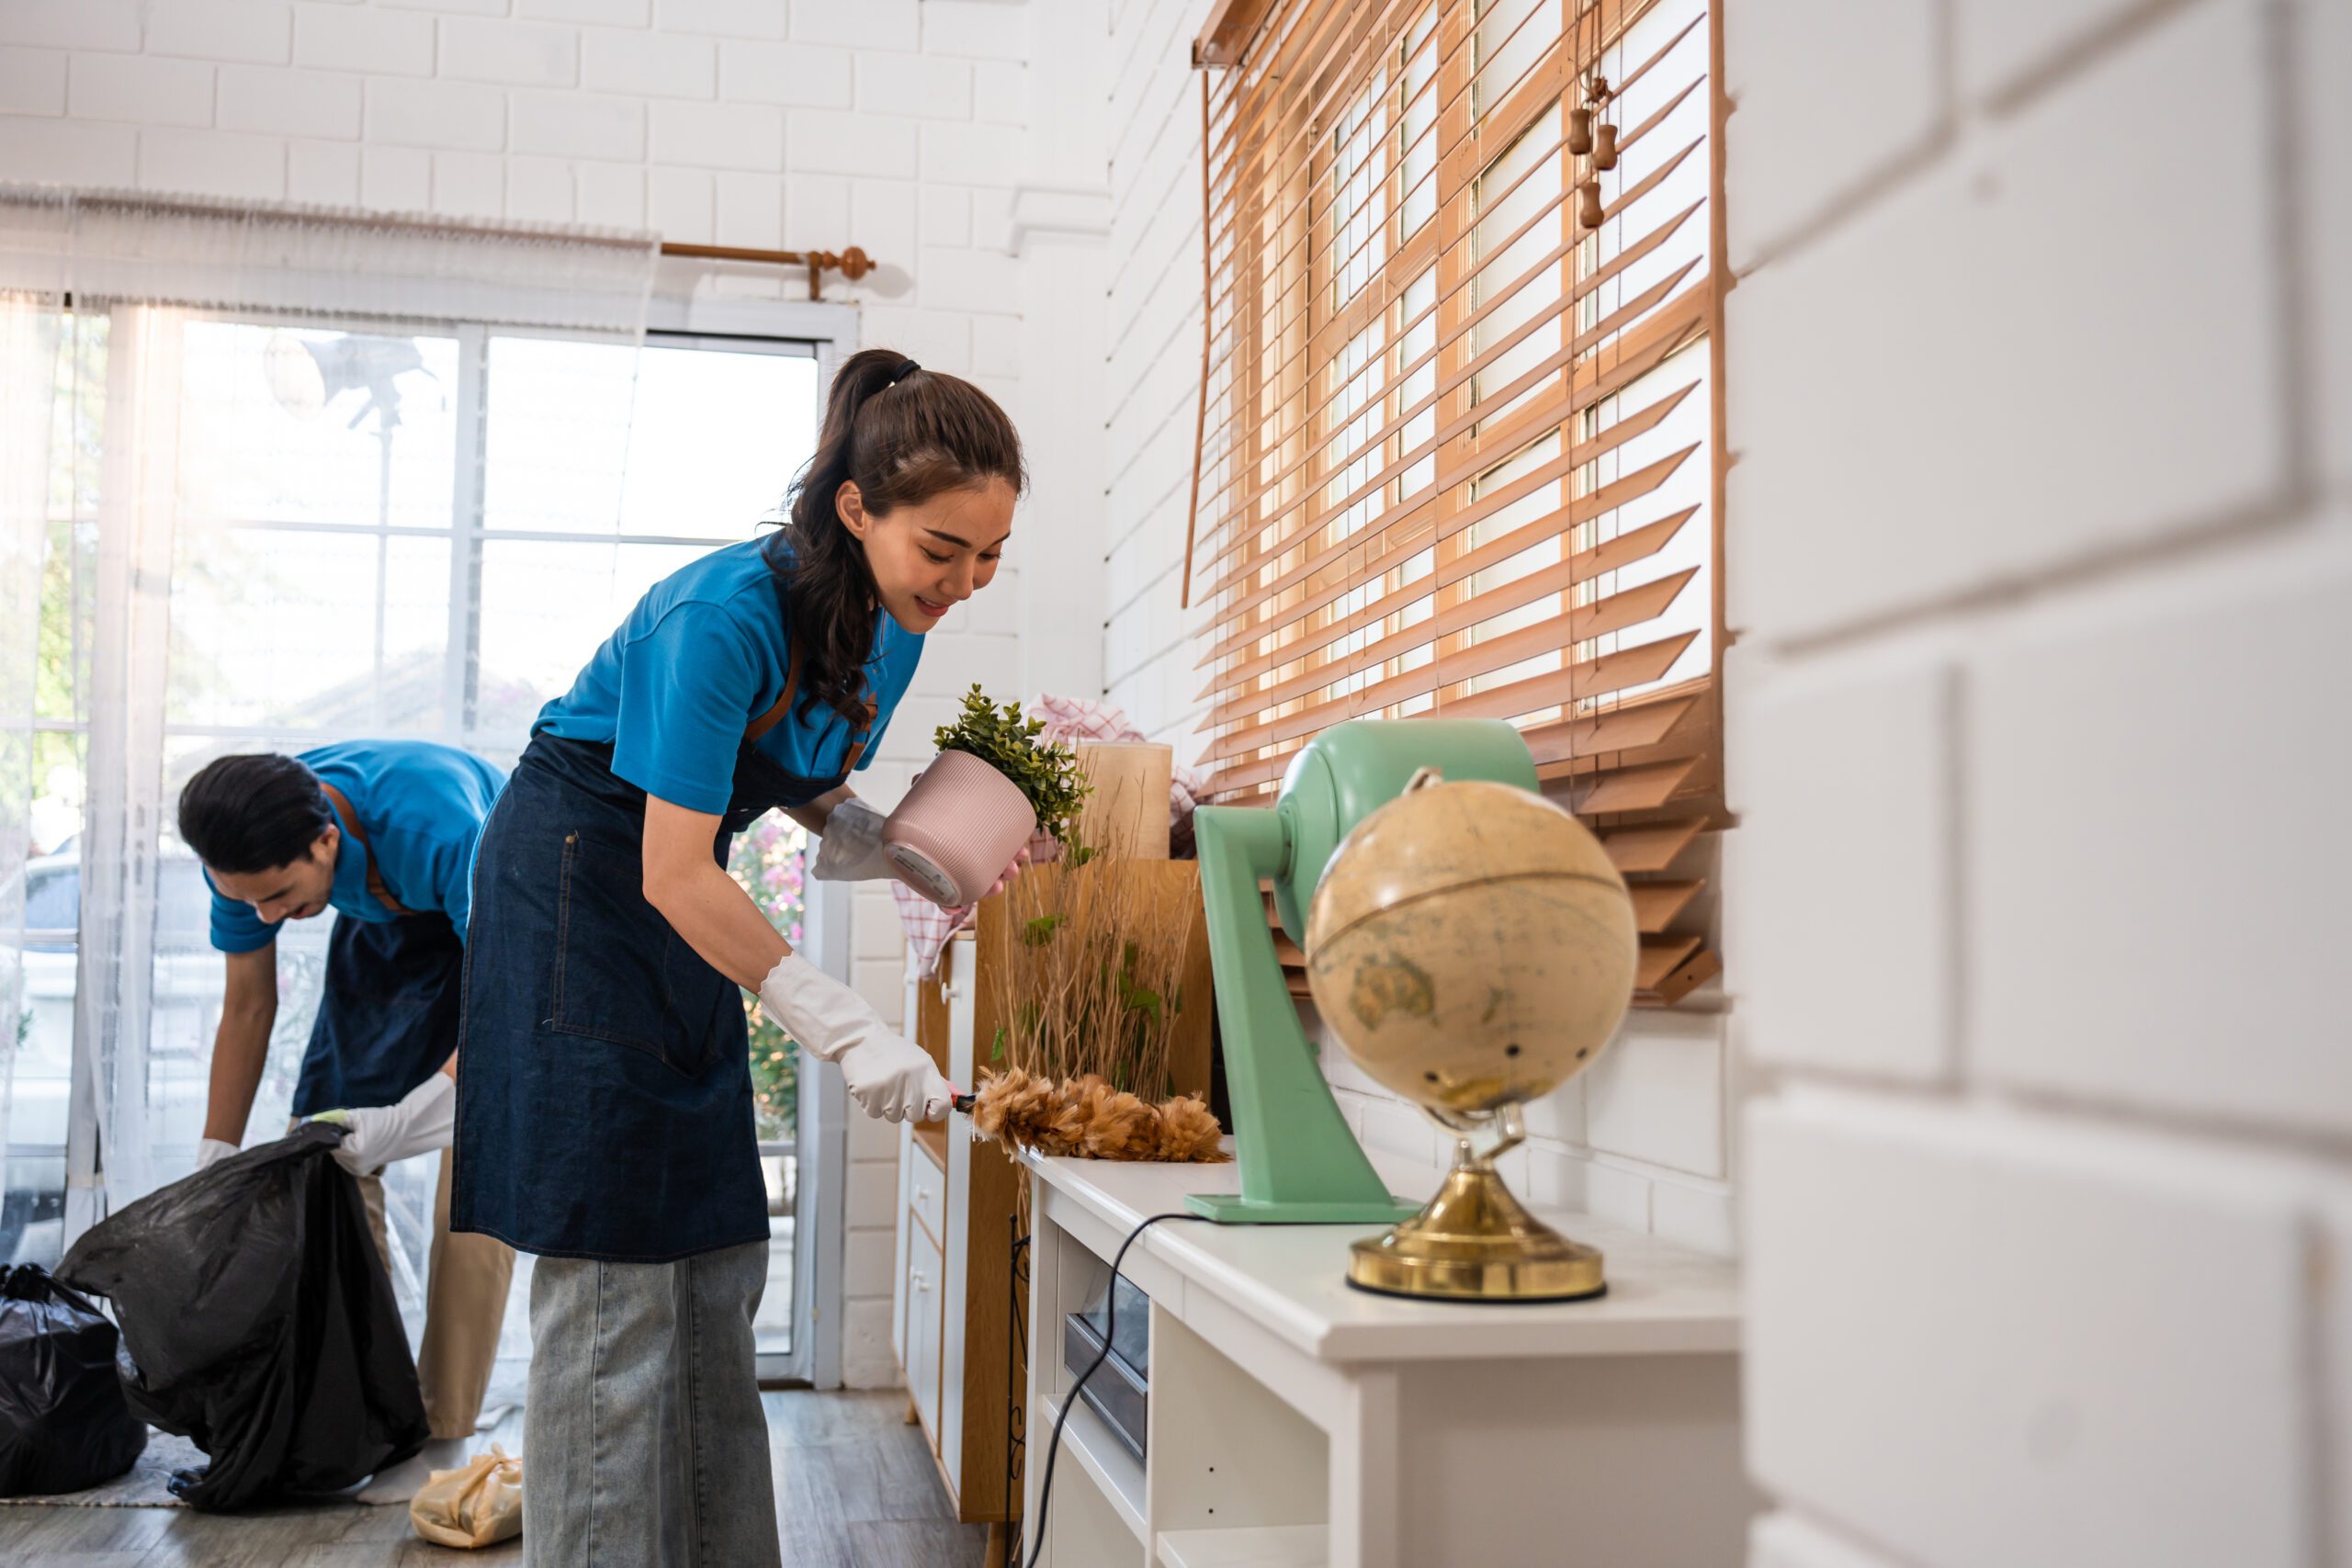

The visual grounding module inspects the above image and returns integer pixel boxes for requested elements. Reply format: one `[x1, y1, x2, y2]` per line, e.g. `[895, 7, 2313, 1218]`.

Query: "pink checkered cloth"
[889, 695, 1210, 977]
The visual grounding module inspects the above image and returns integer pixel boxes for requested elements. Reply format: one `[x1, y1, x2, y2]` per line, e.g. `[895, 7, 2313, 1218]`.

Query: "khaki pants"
[350, 1143, 516, 1440]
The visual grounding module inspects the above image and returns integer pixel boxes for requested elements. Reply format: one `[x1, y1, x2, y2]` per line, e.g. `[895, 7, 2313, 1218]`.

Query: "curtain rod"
[4, 187, 875, 302]
[659, 243, 875, 300]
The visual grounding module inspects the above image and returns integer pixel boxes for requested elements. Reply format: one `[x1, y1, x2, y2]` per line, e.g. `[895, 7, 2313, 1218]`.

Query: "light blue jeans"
[523, 1239, 781, 1568]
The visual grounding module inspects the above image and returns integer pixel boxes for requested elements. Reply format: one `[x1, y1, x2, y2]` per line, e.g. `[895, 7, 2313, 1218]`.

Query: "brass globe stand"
[1348, 1104, 1606, 1303]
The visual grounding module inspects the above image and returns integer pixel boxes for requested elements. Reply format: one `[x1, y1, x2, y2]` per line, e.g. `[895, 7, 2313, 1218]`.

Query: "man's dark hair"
[177, 754, 335, 874]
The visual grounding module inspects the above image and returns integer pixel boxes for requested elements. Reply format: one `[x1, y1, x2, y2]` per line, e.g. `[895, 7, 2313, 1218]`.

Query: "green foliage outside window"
[728, 813, 806, 1142]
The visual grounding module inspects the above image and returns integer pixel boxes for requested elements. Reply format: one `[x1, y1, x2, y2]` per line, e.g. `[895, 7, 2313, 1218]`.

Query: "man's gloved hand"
[808, 797, 895, 883]
[196, 1137, 240, 1173]
[309, 1071, 458, 1176]
[758, 953, 951, 1123]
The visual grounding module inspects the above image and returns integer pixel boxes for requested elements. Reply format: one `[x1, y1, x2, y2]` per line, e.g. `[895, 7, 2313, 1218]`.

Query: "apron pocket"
[548, 828, 733, 1078]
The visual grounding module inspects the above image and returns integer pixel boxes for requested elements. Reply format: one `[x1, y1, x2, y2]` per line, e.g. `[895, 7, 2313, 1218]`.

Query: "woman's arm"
[646, 791, 954, 1123]
[643, 794, 791, 990]
[780, 784, 852, 839]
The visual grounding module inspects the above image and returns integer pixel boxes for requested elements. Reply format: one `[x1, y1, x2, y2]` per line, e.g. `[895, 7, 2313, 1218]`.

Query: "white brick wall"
[0, 0, 1102, 1393]
[1725, 643, 1958, 1085]
[1726, 0, 2293, 646]
[1732, 0, 2352, 1562]
[1748, 1091, 2326, 1568]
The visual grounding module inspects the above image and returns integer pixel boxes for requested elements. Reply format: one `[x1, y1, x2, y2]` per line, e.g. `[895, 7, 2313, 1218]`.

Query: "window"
[6, 312, 821, 1359]
[1191, 0, 1723, 1004]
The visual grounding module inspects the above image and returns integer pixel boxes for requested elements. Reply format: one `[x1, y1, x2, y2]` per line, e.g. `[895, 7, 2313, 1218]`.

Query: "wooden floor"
[0, 1391, 987, 1568]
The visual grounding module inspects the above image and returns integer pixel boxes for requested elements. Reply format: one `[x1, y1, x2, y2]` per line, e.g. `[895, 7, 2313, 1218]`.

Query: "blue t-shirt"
[207, 739, 507, 953]
[534, 536, 922, 814]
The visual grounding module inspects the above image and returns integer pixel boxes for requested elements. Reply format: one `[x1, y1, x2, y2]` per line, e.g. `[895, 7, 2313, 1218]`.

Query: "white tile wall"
[70, 53, 216, 127]
[1735, 0, 2352, 1560]
[663, 0, 786, 42]
[721, 41, 850, 107]
[140, 127, 288, 200]
[144, 1, 294, 66]
[1582, 1010, 1727, 1178]
[295, 7, 435, 78]
[220, 65, 368, 141]
[288, 140, 361, 204]
[1, 2, 144, 54]
[366, 77, 509, 150]
[442, 17, 581, 88]
[581, 26, 712, 98]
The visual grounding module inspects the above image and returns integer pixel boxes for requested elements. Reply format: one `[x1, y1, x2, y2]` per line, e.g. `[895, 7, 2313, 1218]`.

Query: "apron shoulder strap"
[317, 781, 414, 918]
[744, 639, 879, 763]
[745, 637, 801, 744]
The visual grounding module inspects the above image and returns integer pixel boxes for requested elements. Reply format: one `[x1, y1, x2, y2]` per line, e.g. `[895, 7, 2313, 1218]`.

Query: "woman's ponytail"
[771, 348, 1024, 727]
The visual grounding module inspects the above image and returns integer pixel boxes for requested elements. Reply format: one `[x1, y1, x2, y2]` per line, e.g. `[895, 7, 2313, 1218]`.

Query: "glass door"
[7, 316, 826, 1383]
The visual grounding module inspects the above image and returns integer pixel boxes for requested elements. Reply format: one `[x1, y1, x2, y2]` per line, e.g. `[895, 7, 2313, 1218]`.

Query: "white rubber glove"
[758, 953, 952, 1124]
[196, 1137, 240, 1172]
[309, 1071, 457, 1176]
[808, 797, 895, 883]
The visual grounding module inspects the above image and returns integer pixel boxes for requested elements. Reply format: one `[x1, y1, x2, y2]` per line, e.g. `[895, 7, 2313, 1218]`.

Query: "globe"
[1305, 777, 1639, 1122]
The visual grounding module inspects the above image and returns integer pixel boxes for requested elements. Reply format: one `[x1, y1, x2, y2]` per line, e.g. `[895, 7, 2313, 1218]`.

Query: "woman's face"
[838, 478, 1016, 635]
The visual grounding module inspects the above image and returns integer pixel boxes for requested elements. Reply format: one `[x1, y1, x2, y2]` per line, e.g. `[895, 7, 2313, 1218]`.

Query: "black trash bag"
[0, 1263, 146, 1495]
[56, 1122, 427, 1510]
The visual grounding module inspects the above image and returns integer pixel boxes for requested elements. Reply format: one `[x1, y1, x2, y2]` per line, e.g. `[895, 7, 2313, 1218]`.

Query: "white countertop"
[1023, 1145, 1741, 1364]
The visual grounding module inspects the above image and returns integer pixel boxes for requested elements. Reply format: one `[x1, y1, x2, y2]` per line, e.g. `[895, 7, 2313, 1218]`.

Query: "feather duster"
[967, 1071, 1229, 1164]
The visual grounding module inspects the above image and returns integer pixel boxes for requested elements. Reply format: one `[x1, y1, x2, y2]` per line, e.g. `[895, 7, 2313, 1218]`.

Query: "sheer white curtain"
[0, 187, 656, 1250]
[0, 212, 66, 1238]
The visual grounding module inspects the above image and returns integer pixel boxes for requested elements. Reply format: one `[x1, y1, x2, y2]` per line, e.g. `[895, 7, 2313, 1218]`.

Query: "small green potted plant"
[883, 686, 1091, 907]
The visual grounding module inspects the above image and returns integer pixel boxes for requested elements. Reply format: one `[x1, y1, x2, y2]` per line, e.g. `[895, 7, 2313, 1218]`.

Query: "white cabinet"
[906, 1192, 944, 1439]
[892, 932, 1023, 1560]
[1022, 1152, 1759, 1568]
[909, 1141, 946, 1246]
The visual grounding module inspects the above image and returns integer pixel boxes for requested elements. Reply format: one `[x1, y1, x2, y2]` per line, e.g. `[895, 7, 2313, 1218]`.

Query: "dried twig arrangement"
[984, 830, 1193, 1096]
[975, 808, 1227, 1167]
[968, 1067, 1227, 1164]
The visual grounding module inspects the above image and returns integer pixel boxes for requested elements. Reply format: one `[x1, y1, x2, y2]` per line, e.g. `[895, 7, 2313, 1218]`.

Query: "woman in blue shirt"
[452, 350, 1024, 1568]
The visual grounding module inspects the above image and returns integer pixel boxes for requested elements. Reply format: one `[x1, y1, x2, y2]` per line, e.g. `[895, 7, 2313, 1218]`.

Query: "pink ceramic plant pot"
[883, 749, 1039, 907]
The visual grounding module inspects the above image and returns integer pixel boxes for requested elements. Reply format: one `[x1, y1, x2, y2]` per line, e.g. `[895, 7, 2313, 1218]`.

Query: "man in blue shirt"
[177, 739, 510, 1501]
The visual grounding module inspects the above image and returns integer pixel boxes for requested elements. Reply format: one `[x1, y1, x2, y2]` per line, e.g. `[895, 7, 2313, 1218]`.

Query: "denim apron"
[450, 616, 876, 1263]
[291, 784, 464, 1117]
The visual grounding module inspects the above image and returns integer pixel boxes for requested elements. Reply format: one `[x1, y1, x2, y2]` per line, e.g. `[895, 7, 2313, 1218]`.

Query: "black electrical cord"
[1023, 1211, 1200, 1568]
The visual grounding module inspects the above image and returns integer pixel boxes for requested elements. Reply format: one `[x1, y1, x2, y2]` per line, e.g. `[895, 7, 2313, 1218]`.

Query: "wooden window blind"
[1188, 0, 1725, 1007]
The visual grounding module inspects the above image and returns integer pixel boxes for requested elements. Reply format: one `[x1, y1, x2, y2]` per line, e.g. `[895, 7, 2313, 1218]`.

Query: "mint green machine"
[1186, 718, 1542, 1224]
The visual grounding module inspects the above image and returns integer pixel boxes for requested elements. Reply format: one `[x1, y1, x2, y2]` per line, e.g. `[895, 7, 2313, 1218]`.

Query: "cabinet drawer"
[910, 1141, 946, 1243]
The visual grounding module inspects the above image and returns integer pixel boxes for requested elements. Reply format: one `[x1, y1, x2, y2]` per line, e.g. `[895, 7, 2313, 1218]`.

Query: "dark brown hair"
[768, 349, 1026, 727]
[179, 753, 334, 874]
